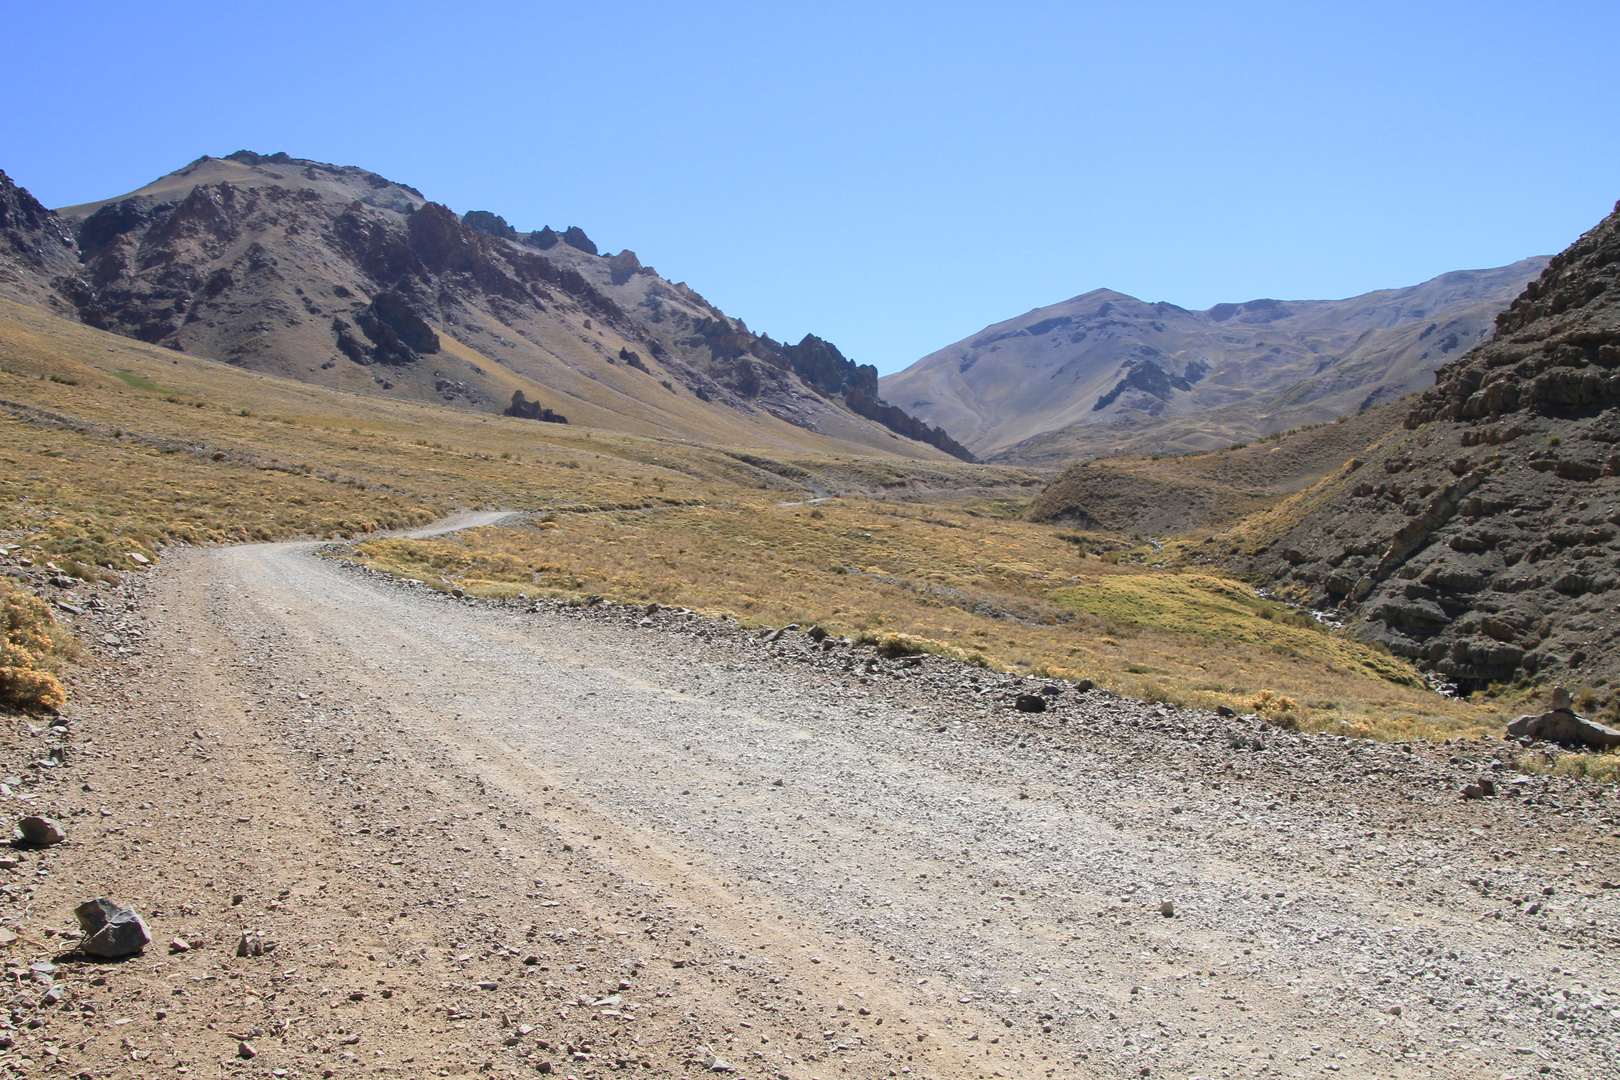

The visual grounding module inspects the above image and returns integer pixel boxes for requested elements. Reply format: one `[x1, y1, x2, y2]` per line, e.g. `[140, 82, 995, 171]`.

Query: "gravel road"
[13, 525, 1619, 1079]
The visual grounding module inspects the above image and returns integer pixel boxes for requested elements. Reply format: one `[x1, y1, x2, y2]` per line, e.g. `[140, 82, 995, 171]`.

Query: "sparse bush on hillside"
[1, 579, 74, 713]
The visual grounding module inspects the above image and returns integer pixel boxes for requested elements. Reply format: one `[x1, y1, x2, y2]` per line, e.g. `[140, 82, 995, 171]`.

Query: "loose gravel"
[1, 528, 1616, 1079]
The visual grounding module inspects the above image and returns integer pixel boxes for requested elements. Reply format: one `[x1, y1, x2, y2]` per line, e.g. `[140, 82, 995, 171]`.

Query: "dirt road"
[12, 526, 1619, 1079]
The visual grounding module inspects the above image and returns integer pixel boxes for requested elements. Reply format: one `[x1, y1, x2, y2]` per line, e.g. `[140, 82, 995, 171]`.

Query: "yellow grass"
[342, 500, 1512, 741]
[0, 297, 1515, 739]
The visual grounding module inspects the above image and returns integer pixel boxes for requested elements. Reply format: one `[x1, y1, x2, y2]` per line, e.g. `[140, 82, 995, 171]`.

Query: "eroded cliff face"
[10, 151, 966, 458]
[1258, 201, 1620, 696]
[0, 169, 79, 311]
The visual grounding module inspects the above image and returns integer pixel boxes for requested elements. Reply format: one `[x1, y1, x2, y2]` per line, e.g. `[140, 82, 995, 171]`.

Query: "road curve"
[112, 529, 1619, 1080]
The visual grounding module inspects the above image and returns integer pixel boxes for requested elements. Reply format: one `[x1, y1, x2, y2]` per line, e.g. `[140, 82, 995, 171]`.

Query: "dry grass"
[1513, 747, 1620, 784]
[0, 298, 1515, 740]
[342, 499, 1512, 741]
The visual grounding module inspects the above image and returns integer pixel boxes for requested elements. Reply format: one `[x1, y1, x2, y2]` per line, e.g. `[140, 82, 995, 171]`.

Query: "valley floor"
[4, 521, 1617, 1080]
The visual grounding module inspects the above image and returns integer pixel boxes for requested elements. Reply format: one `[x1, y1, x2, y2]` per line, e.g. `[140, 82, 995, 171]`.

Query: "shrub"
[1, 580, 73, 713]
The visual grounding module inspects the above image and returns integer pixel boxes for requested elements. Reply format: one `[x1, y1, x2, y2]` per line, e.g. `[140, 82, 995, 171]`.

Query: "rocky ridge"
[4, 152, 967, 460]
[1256, 199, 1620, 699]
[0, 169, 78, 312]
[881, 261, 1547, 462]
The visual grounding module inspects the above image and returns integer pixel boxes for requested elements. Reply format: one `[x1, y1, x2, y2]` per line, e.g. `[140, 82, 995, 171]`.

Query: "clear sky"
[3, 1, 1617, 374]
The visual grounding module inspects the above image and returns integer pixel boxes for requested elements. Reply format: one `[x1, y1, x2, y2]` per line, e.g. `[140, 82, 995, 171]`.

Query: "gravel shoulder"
[3, 528, 1618, 1080]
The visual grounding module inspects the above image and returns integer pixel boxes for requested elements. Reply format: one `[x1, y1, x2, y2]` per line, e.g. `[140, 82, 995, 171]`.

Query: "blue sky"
[3, 1, 1617, 374]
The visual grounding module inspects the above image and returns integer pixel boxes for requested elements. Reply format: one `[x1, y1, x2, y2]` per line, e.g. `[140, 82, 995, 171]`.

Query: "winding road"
[70, 520, 1618, 1079]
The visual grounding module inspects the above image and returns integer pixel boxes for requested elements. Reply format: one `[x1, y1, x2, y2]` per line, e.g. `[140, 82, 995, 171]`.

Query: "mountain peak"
[880, 260, 1548, 461]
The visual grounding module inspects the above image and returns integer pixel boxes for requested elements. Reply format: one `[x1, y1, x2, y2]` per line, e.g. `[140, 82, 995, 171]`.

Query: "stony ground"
[1, 520, 1618, 1080]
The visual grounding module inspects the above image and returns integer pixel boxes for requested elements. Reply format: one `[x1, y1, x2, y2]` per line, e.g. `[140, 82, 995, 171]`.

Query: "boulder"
[1014, 693, 1047, 713]
[15, 816, 64, 846]
[74, 898, 151, 957]
[1505, 708, 1620, 749]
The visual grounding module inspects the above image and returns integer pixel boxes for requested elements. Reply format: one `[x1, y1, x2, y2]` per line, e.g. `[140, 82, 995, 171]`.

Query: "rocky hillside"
[881, 261, 1546, 462]
[0, 169, 79, 311]
[5, 152, 967, 460]
[1255, 199, 1620, 698]
[1025, 404, 1404, 534]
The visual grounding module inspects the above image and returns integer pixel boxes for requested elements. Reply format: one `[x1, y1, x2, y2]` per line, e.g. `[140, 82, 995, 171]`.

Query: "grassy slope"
[1024, 404, 1404, 535]
[0, 298, 1512, 739]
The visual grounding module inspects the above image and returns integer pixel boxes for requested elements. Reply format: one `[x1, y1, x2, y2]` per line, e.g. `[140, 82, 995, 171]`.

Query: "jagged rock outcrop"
[561, 226, 597, 255]
[1256, 200, 1620, 698]
[462, 210, 517, 240]
[0, 169, 79, 310]
[0, 153, 974, 460]
[504, 390, 567, 424]
[780, 334, 975, 461]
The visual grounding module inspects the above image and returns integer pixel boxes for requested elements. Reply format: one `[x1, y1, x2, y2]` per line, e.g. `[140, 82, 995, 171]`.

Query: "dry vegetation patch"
[342, 499, 1508, 740]
[0, 299, 1511, 739]
[0, 577, 73, 712]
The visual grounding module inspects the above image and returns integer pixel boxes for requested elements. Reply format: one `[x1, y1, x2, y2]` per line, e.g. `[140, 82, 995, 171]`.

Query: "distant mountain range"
[879, 260, 1548, 463]
[0, 152, 970, 461]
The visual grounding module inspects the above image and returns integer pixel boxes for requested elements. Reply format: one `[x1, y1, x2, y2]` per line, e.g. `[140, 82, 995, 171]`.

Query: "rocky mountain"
[0, 169, 79, 312]
[1255, 199, 1620, 698]
[3, 152, 968, 460]
[880, 260, 1547, 463]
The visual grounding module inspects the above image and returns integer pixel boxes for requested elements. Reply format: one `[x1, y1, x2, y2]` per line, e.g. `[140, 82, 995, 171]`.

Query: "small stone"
[708, 1057, 736, 1073]
[1215, 705, 1236, 718]
[124, 552, 149, 566]
[1075, 679, 1095, 692]
[772, 778, 785, 787]
[168, 938, 190, 953]
[1462, 784, 1486, 800]
[74, 898, 151, 958]
[1014, 693, 1047, 713]
[1159, 901, 1174, 918]
[238, 1040, 255, 1059]
[16, 816, 65, 846]
[1386, 1005, 1402, 1016]
[1477, 777, 1497, 797]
